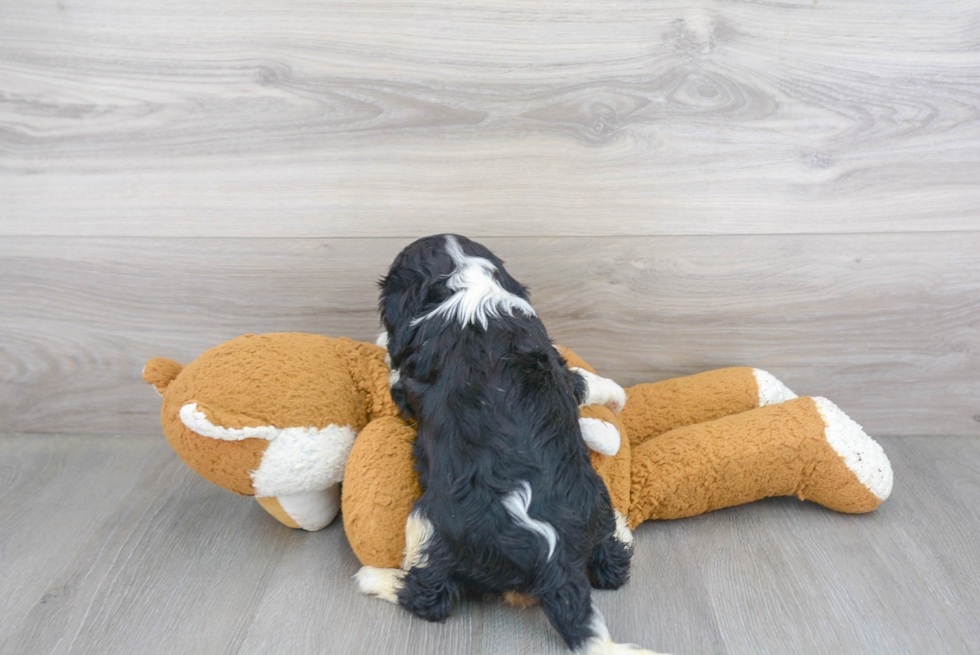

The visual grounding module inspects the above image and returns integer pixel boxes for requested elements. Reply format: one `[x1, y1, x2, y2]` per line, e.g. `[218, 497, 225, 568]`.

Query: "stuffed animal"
[143, 333, 893, 566]
[143, 333, 400, 531]
[345, 346, 893, 568]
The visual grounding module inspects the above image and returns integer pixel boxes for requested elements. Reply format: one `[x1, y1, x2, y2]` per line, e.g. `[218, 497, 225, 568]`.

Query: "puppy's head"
[378, 234, 529, 363]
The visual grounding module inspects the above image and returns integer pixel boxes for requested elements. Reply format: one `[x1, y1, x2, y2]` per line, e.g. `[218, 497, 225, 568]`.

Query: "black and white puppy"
[358, 235, 661, 654]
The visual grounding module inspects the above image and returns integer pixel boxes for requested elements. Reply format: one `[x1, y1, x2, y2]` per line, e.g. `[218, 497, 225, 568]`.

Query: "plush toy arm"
[571, 367, 627, 414]
[627, 396, 893, 528]
[621, 367, 797, 448]
[579, 415, 621, 456]
[340, 406, 634, 567]
[552, 345, 628, 414]
[580, 404, 632, 520]
[255, 488, 340, 531]
[342, 416, 422, 568]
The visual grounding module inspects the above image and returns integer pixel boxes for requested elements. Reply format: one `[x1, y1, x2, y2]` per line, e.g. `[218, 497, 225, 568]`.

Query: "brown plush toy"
[344, 346, 893, 569]
[143, 333, 400, 530]
[143, 332, 893, 571]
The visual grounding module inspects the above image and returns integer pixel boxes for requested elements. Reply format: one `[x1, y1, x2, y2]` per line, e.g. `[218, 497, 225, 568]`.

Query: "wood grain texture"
[2, 0, 979, 236]
[1, 434, 978, 654]
[0, 435, 163, 638]
[2, 233, 977, 436]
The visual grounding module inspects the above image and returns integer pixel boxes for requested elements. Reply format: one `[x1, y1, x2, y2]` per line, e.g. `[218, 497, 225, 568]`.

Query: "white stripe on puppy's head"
[411, 235, 536, 330]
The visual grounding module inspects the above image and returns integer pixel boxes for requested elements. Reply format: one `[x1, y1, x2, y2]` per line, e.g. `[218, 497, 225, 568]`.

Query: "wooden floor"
[1, 433, 977, 655]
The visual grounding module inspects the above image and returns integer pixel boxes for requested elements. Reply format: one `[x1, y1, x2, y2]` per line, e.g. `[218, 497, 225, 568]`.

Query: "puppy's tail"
[502, 481, 558, 561]
[576, 601, 671, 654]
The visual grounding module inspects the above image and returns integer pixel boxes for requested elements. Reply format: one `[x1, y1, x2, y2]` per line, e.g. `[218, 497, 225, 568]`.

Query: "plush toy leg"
[620, 367, 797, 448]
[627, 396, 893, 528]
[342, 416, 422, 568]
[255, 485, 341, 531]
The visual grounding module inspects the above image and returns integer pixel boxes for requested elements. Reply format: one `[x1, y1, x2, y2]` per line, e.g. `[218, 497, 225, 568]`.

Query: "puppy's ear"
[379, 267, 425, 362]
[389, 377, 416, 421]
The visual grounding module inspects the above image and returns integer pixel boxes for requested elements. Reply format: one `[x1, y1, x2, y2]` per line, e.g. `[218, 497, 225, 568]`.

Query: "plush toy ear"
[143, 358, 184, 395]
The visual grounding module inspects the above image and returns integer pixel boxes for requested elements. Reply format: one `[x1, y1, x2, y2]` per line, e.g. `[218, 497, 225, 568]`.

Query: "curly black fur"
[378, 234, 631, 651]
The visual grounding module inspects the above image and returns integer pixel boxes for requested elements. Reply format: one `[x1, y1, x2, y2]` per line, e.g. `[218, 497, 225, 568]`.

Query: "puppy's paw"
[613, 511, 633, 547]
[579, 418, 621, 456]
[572, 368, 627, 414]
[355, 566, 404, 604]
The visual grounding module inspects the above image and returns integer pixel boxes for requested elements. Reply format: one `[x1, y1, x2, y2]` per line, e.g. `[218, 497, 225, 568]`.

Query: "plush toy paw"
[254, 486, 341, 531]
[753, 368, 798, 406]
[572, 368, 627, 414]
[580, 417, 621, 456]
[812, 396, 893, 502]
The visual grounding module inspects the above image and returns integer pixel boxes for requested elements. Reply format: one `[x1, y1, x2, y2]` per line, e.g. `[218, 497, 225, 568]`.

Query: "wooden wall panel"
[2, 0, 979, 237]
[1, 234, 977, 436]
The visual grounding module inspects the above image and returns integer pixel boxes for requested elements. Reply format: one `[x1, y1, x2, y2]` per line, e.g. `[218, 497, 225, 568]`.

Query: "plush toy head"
[143, 332, 398, 530]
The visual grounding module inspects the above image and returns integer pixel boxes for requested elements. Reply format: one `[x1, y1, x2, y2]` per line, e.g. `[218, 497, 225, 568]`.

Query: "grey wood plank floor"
[2, 434, 977, 655]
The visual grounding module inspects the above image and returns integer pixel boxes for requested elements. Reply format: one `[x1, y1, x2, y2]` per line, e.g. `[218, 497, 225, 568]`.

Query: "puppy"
[359, 235, 661, 654]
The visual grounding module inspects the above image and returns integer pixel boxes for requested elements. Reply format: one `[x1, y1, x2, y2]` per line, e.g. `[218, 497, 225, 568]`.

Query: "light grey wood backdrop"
[2, 0, 979, 436]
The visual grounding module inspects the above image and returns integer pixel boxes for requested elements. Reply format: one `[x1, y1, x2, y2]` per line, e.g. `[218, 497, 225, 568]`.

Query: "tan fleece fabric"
[621, 367, 760, 448]
[143, 358, 184, 395]
[581, 405, 631, 518]
[343, 416, 423, 568]
[341, 338, 402, 422]
[627, 396, 882, 527]
[554, 346, 596, 375]
[178, 334, 369, 430]
[148, 333, 382, 495]
[159, 385, 268, 496]
[255, 496, 301, 529]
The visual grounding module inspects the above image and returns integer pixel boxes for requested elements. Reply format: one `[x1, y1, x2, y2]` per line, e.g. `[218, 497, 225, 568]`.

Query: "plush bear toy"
[345, 346, 893, 569]
[144, 332, 893, 565]
[143, 333, 401, 531]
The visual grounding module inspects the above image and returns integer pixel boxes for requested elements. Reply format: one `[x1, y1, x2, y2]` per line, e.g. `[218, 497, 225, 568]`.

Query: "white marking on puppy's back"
[502, 481, 557, 560]
[411, 235, 536, 329]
